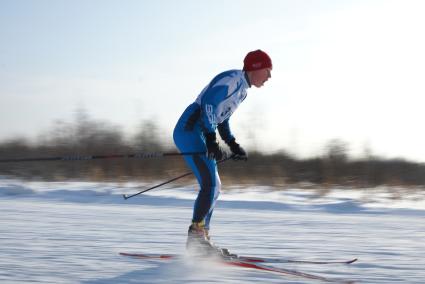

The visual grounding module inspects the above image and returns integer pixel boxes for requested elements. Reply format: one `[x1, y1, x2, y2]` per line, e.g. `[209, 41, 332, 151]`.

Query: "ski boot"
[205, 229, 238, 259]
[219, 248, 238, 259]
[186, 222, 224, 258]
[186, 222, 238, 259]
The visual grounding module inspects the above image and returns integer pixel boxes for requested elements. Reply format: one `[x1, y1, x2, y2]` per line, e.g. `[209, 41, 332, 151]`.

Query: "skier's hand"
[205, 132, 224, 161]
[228, 139, 248, 161]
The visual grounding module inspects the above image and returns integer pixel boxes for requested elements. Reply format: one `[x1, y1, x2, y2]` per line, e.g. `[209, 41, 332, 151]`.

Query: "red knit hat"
[243, 49, 272, 71]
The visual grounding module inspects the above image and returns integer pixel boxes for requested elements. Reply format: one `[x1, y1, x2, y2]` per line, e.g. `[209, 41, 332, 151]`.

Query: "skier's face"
[250, 67, 272, 88]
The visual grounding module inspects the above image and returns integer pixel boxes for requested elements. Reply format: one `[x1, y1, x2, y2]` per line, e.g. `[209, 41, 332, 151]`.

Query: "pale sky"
[1, 0, 425, 161]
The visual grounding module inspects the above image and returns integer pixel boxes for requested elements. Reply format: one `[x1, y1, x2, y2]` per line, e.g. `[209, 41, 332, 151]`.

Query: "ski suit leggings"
[173, 104, 221, 230]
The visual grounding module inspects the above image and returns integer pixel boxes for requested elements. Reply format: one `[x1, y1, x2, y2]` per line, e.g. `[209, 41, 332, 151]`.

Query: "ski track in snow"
[1, 178, 425, 283]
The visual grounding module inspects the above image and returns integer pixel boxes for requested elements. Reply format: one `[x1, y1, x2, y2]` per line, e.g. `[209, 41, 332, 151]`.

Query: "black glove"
[205, 132, 224, 160]
[227, 138, 247, 161]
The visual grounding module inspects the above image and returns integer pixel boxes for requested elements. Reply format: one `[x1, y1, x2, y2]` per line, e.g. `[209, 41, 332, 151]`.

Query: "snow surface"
[1, 178, 425, 283]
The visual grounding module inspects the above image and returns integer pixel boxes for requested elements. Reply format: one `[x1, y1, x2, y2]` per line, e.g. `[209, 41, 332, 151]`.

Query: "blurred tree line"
[1, 113, 425, 188]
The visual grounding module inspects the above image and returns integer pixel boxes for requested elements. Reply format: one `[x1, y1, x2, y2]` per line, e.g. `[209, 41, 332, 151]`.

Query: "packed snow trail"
[1, 179, 425, 283]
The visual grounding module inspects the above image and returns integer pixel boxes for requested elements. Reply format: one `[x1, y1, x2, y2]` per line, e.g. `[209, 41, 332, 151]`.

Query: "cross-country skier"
[173, 49, 272, 255]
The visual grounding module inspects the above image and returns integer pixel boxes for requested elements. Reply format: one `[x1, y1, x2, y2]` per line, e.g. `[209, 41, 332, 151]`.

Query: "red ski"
[120, 252, 356, 283]
[119, 252, 174, 260]
[238, 256, 358, 265]
[222, 260, 354, 283]
[119, 252, 357, 265]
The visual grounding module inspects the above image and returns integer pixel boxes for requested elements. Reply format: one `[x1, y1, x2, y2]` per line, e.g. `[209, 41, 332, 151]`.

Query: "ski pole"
[0, 151, 205, 163]
[122, 154, 234, 200]
[122, 171, 193, 200]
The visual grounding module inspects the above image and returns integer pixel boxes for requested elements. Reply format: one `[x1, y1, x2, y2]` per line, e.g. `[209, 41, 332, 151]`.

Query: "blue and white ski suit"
[173, 70, 250, 229]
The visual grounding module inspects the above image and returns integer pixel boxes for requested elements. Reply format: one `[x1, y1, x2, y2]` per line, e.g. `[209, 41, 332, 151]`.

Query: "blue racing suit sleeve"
[199, 85, 228, 134]
[217, 118, 234, 144]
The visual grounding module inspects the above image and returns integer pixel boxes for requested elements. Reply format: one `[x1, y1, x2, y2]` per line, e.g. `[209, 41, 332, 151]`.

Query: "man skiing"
[173, 49, 272, 255]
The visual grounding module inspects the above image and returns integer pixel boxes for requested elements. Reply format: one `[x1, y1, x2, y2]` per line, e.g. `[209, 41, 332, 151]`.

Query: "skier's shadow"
[82, 261, 186, 284]
[82, 259, 240, 284]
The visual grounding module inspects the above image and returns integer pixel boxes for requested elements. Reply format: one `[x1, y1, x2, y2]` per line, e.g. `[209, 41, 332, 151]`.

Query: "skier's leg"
[173, 124, 219, 227]
[190, 154, 220, 226]
[204, 170, 221, 231]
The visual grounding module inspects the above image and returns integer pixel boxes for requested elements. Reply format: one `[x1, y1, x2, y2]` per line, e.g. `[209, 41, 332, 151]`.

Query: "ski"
[238, 256, 358, 265]
[223, 260, 354, 283]
[119, 252, 174, 260]
[120, 252, 354, 283]
[119, 252, 357, 265]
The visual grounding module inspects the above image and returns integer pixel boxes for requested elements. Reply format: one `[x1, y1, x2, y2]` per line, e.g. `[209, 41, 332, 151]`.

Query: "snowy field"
[1, 178, 425, 283]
